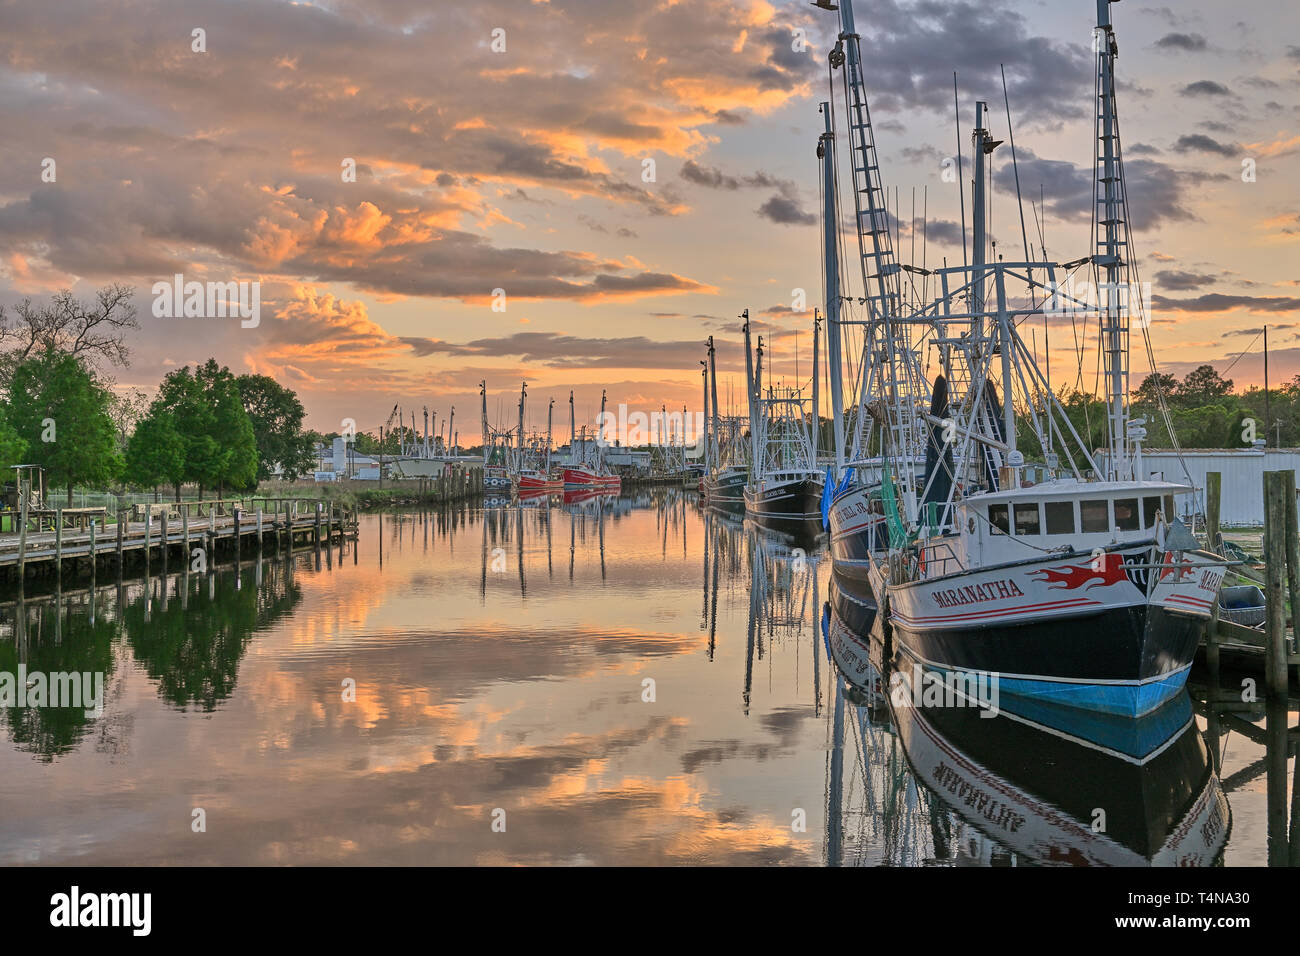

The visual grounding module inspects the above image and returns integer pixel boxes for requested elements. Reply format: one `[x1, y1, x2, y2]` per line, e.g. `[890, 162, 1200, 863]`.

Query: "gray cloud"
[1155, 33, 1208, 52]
[1180, 80, 1232, 96]
[680, 161, 787, 191]
[1152, 294, 1300, 313]
[991, 148, 1200, 231]
[1172, 134, 1238, 157]
[398, 331, 737, 371]
[757, 194, 816, 226]
[1154, 270, 1217, 291]
[832, 0, 1092, 124]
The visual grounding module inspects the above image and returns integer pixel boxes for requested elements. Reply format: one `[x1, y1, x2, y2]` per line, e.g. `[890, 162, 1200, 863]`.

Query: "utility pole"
[1264, 324, 1270, 448]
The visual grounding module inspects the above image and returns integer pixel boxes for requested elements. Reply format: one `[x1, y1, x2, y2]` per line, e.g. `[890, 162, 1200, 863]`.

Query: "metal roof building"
[1101, 448, 1300, 527]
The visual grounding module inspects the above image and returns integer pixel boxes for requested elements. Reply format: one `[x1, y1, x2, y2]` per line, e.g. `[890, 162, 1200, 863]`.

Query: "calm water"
[0, 490, 1292, 865]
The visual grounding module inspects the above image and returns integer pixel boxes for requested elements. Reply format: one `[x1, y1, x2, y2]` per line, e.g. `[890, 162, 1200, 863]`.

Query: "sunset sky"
[1, 0, 1298, 441]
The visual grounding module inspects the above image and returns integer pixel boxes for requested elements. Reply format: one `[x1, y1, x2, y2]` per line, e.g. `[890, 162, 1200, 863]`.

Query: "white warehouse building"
[1100, 447, 1300, 527]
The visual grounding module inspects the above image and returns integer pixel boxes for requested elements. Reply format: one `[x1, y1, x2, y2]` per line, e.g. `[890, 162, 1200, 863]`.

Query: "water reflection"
[0, 556, 303, 761]
[822, 575, 1234, 866]
[0, 493, 1290, 864]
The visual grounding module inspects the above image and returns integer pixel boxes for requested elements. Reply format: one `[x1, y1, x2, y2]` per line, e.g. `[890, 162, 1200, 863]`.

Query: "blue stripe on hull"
[993, 668, 1191, 719]
[900, 643, 1192, 719]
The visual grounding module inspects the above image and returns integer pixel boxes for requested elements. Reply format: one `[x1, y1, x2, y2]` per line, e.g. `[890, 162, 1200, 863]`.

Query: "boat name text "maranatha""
[930, 579, 1025, 608]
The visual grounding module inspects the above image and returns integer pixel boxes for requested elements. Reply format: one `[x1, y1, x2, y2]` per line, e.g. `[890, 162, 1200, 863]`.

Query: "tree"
[0, 284, 138, 389]
[1176, 365, 1233, 407]
[7, 351, 122, 503]
[108, 388, 150, 453]
[143, 362, 259, 498]
[124, 412, 185, 501]
[212, 382, 258, 493]
[1130, 372, 1178, 408]
[0, 406, 26, 474]
[153, 367, 221, 498]
[235, 374, 314, 481]
[195, 360, 257, 495]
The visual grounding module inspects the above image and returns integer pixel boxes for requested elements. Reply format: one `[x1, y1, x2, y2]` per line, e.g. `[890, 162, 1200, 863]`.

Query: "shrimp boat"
[479, 380, 518, 492]
[706, 464, 748, 509]
[821, 581, 1230, 867]
[562, 390, 621, 492]
[740, 312, 825, 525]
[814, 0, 1227, 717]
[513, 388, 563, 492]
[701, 336, 749, 510]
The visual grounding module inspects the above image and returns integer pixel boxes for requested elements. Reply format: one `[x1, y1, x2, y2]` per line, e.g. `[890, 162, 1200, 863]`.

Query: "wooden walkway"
[0, 499, 353, 577]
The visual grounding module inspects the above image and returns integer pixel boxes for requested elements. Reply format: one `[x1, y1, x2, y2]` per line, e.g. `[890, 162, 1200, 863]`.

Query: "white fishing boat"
[814, 0, 1229, 717]
[740, 312, 825, 526]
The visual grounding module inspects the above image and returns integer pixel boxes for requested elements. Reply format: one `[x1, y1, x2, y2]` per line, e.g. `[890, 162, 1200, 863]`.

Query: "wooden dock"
[1201, 469, 1300, 698]
[0, 497, 355, 582]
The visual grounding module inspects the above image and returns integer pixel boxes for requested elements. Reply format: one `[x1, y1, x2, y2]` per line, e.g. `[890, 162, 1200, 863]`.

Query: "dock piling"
[1262, 470, 1292, 699]
[16, 480, 26, 579]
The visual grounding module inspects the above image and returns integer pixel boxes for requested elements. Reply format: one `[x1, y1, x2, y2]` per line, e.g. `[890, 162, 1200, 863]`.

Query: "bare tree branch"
[0, 283, 138, 388]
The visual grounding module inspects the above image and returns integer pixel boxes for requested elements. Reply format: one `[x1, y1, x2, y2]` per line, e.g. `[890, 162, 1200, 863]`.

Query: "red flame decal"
[1159, 551, 1194, 582]
[1030, 553, 1129, 591]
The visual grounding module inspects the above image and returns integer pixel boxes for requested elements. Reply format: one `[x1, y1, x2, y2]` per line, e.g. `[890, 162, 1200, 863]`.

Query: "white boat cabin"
[935, 479, 1190, 571]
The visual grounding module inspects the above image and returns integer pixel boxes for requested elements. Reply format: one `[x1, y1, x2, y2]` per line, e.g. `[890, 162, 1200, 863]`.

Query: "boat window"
[1013, 503, 1041, 536]
[1163, 494, 1175, 520]
[1115, 498, 1140, 532]
[1045, 501, 1075, 535]
[989, 503, 1009, 535]
[1080, 499, 1109, 533]
[1143, 496, 1161, 528]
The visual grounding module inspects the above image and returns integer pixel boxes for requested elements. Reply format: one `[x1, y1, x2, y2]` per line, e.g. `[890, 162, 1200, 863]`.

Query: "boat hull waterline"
[705, 469, 748, 511]
[562, 467, 621, 492]
[743, 476, 824, 524]
[867, 545, 1225, 718]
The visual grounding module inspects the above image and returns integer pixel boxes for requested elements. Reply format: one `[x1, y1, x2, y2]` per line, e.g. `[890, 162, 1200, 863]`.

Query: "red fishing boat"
[517, 468, 562, 492]
[561, 465, 621, 492]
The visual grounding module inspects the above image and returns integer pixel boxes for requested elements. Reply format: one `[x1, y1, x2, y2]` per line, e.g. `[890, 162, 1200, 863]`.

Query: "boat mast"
[1095, 0, 1131, 481]
[833, 0, 896, 320]
[972, 101, 1015, 463]
[819, 102, 846, 481]
[598, 389, 608, 472]
[812, 308, 821, 467]
[479, 381, 489, 466]
[448, 406, 455, 457]
[546, 398, 554, 474]
[701, 358, 710, 475]
[742, 312, 759, 477]
[569, 390, 576, 466]
[755, 336, 766, 475]
[824, 0, 929, 517]
[708, 335, 721, 468]
[517, 381, 527, 470]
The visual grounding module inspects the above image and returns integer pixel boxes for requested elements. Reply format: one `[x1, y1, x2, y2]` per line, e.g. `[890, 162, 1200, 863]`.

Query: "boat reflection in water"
[823, 575, 1231, 866]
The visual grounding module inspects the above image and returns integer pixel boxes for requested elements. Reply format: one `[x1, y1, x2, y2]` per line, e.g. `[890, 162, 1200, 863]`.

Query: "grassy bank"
[254, 477, 481, 510]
